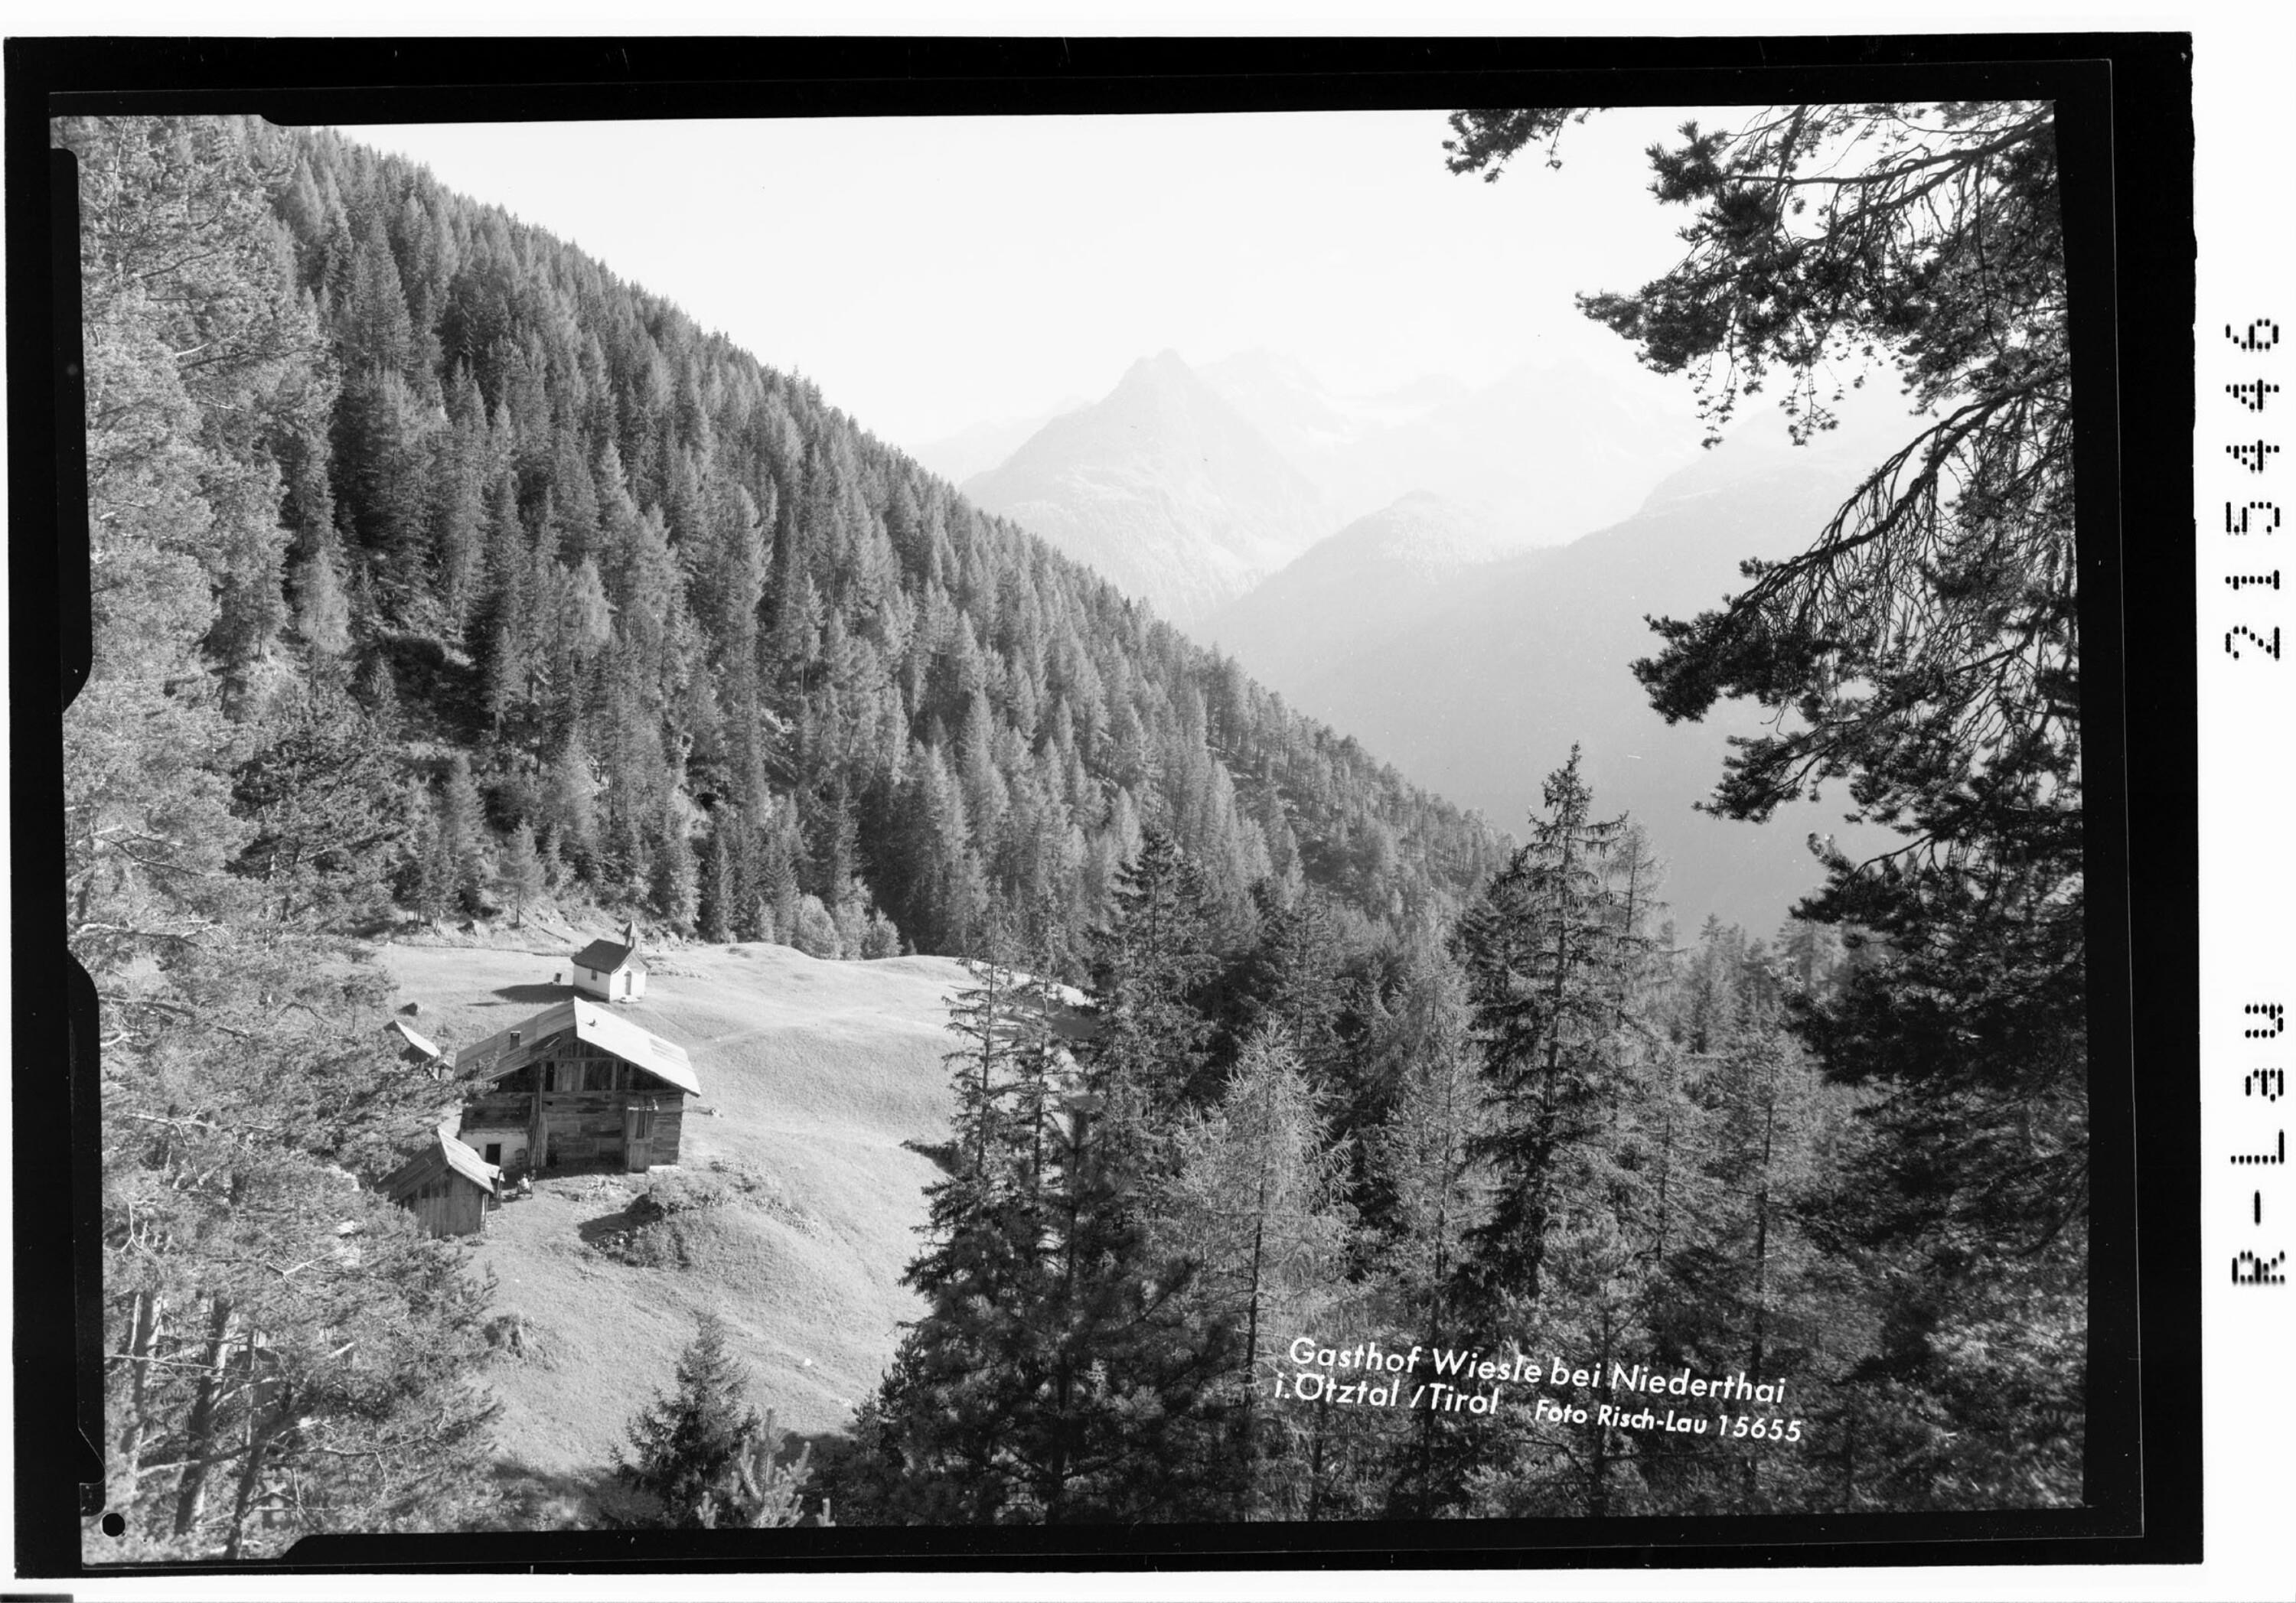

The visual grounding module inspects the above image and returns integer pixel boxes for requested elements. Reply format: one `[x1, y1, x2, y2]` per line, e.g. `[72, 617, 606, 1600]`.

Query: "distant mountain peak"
[960, 348, 1334, 625]
[1124, 347, 1196, 383]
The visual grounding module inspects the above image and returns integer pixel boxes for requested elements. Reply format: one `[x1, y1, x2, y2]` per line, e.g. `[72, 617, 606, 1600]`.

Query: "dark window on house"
[484, 1143, 501, 1164]
[631, 1109, 654, 1139]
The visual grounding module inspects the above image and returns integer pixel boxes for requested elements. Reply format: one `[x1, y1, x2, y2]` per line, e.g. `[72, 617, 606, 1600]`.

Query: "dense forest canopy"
[253, 116, 1508, 965]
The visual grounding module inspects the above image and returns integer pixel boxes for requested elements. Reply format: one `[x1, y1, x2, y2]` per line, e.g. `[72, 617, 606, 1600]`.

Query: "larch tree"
[1366, 937, 1489, 1518]
[496, 819, 546, 927]
[1158, 1029, 1354, 1519]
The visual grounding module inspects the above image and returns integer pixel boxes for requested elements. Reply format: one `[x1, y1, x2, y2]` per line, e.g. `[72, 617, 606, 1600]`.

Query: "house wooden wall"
[462, 1028, 687, 1174]
[636, 1103, 683, 1168]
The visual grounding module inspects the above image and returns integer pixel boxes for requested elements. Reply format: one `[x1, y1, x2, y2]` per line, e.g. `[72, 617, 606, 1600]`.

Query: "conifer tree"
[230, 679, 410, 927]
[1159, 1030, 1352, 1518]
[1670, 967, 1821, 1509]
[290, 526, 354, 663]
[400, 785, 457, 924]
[1439, 747, 1661, 1513]
[1086, 829, 1221, 1123]
[841, 926, 1246, 1524]
[696, 818, 736, 943]
[1367, 938, 1489, 1517]
[432, 372, 490, 630]
[846, 948, 1065, 1520]
[616, 1314, 765, 1529]
[437, 753, 490, 915]
[495, 819, 545, 927]
[1453, 747, 1649, 1313]
[1238, 891, 1348, 1080]
[649, 814, 700, 932]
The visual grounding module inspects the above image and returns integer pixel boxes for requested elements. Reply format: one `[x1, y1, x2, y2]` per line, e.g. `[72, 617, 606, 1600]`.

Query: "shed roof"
[452, 996, 700, 1097]
[380, 1130, 501, 1201]
[386, 1018, 443, 1059]
[438, 1132, 502, 1189]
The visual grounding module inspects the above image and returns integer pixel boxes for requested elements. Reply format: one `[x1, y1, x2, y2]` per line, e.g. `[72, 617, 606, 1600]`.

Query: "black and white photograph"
[19, 31, 2203, 1581]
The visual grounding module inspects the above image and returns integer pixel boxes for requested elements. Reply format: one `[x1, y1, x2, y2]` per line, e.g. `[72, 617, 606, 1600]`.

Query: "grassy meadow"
[377, 933, 967, 1520]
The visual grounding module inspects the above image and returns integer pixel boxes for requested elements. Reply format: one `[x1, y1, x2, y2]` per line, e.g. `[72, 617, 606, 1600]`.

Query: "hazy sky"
[338, 107, 1730, 451]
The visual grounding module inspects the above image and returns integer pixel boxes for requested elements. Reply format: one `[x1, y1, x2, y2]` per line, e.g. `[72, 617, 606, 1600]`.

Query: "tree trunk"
[1743, 1093, 1777, 1507]
[223, 1382, 282, 1561]
[1045, 1112, 1085, 1525]
[1239, 1118, 1270, 1519]
[1587, 1315, 1613, 1518]
[1305, 1390, 1330, 1520]
[171, 1298, 235, 1539]
[116, 1289, 165, 1491]
[1652, 1056, 1678, 1263]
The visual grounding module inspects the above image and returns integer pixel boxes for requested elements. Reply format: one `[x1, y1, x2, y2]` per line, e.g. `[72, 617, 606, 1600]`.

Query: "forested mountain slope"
[80, 116, 1507, 975]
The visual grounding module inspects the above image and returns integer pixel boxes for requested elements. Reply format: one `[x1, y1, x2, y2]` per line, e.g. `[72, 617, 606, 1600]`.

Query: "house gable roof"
[571, 937, 640, 973]
[452, 997, 700, 1097]
[570, 923, 645, 975]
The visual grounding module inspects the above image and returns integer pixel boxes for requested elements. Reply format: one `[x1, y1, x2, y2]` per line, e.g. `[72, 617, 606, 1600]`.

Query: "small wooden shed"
[570, 922, 647, 1004]
[380, 1131, 501, 1238]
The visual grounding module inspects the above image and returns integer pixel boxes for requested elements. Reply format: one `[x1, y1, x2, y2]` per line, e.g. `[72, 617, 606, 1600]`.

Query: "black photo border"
[6, 30, 2198, 1579]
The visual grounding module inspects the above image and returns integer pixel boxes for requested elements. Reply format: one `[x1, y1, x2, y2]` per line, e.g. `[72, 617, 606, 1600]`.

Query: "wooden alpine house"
[452, 998, 698, 1177]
